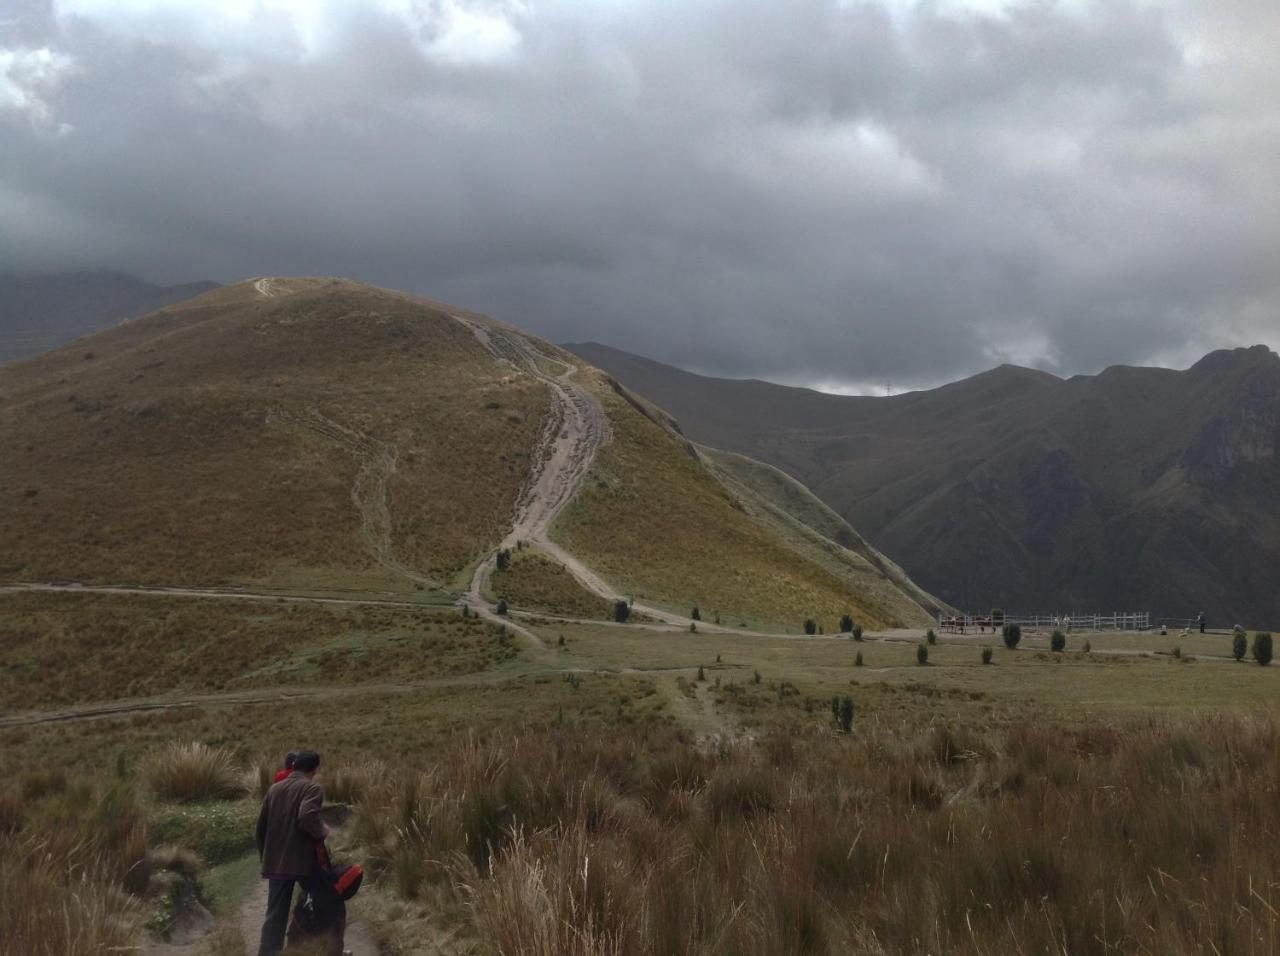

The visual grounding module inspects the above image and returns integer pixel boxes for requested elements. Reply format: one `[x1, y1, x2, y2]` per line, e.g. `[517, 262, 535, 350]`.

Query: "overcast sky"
[2, 0, 1277, 391]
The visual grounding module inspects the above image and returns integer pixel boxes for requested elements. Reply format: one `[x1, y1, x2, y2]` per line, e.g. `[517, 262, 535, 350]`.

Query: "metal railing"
[938, 612, 1150, 632]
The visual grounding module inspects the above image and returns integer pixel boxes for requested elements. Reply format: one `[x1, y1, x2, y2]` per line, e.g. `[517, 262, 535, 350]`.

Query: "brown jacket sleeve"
[296, 781, 326, 841]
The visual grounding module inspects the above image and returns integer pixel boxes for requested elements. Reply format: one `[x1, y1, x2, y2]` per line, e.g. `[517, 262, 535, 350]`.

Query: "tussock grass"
[349, 717, 1280, 954]
[0, 776, 147, 955]
[146, 742, 244, 803]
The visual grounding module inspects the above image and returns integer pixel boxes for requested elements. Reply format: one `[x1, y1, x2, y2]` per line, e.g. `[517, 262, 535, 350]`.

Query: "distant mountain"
[0, 271, 220, 365]
[567, 341, 1280, 627]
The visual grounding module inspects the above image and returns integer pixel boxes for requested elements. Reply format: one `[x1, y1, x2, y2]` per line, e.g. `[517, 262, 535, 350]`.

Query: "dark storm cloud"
[1, 0, 1277, 389]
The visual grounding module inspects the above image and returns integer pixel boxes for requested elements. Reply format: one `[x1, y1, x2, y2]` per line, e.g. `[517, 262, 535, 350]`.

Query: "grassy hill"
[1, 279, 551, 593]
[568, 341, 1280, 627]
[552, 375, 933, 629]
[1, 277, 936, 630]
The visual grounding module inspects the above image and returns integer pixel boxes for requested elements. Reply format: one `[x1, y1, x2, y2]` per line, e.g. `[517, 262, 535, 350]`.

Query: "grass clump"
[146, 742, 244, 803]
[917, 644, 929, 666]
[982, 646, 993, 665]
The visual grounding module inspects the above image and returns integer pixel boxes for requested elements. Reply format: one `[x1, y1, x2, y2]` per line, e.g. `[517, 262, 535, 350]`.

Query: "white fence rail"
[938, 612, 1150, 632]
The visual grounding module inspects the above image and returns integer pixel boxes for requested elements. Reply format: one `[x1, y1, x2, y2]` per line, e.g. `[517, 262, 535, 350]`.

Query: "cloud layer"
[2, 0, 1277, 388]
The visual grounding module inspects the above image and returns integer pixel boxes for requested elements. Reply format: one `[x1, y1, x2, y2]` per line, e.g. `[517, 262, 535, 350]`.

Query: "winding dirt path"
[453, 316, 711, 631]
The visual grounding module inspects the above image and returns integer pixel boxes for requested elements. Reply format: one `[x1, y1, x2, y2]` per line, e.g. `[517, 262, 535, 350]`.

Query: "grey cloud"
[1, 0, 1277, 389]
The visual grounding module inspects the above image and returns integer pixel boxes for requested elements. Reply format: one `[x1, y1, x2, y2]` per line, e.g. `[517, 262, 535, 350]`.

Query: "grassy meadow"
[2, 585, 1278, 954]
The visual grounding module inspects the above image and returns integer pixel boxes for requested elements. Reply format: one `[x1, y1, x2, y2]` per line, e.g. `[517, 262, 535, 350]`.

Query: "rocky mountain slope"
[568, 341, 1280, 627]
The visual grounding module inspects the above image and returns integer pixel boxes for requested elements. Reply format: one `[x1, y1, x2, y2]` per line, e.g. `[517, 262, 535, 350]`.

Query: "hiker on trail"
[256, 749, 330, 956]
[273, 751, 297, 784]
[1198, 612, 1206, 634]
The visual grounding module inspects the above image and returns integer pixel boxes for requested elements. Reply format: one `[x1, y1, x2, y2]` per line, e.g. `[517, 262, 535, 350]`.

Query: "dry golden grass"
[491, 547, 614, 619]
[554, 380, 923, 630]
[145, 741, 244, 802]
[0, 592, 514, 709]
[0, 279, 549, 592]
[0, 773, 146, 955]
[335, 717, 1280, 955]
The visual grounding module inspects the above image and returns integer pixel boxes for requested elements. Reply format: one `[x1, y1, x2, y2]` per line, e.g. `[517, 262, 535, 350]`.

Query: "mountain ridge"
[566, 341, 1280, 626]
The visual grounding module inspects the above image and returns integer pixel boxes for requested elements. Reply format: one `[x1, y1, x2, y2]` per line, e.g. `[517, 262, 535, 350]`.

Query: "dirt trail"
[660, 671, 744, 750]
[453, 316, 702, 631]
[239, 878, 378, 956]
[253, 277, 276, 298]
[268, 406, 438, 590]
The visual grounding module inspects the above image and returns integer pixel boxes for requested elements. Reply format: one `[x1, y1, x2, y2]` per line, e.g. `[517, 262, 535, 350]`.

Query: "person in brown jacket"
[256, 749, 330, 955]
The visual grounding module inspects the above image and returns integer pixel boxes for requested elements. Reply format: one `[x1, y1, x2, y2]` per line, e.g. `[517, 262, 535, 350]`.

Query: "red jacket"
[273, 768, 291, 783]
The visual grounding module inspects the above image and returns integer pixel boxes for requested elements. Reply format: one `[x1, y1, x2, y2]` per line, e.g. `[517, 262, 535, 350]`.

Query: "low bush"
[1254, 632, 1273, 666]
[981, 647, 993, 665]
[917, 644, 928, 666]
[1002, 623, 1022, 649]
[926, 628, 937, 645]
[853, 624, 864, 641]
[1233, 629, 1248, 661]
[145, 743, 244, 803]
[840, 614, 855, 633]
[148, 801, 258, 865]
[1051, 630, 1066, 652]
[613, 600, 631, 623]
[803, 618, 817, 636]
[855, 651, 864, 667]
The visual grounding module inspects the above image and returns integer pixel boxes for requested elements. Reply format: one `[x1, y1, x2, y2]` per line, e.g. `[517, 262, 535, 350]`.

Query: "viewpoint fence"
[938, 612, 1150, 633]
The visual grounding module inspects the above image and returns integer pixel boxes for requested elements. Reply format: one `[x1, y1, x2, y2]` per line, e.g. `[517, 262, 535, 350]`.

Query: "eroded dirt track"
[453, 316, 696, 628]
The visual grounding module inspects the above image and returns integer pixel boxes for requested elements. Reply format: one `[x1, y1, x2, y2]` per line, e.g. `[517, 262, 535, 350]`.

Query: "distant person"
[256, 749, 329, 956]
[1198, 612, 1206, 634]
[273, 751, 298, 784]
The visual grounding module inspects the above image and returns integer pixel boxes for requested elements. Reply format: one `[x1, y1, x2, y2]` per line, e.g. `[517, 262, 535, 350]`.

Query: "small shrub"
[803, 618, 817, 636]
[696, 666, 705, 682]
[613, 600, 631, 623]
[691, 606, 701, 621]
[557, 634, 565, 647]
[495, 599, 508, 616]
[689, 622, 698, 633]
[926, 628, 936, 646]
[1051, 630, 1066, 652]
[838, 696, 854, 733]
[855, 651, 864, 667]
[1253, 632, 1273, 666]
[981, 647, 993, 665]
[1172, 646, 1182, 659]
[1002, 623, 1022, 649]
[146, 743, 243, 803]
[917, 644, 928, 666]
[1083, 640, 1092, 653]
[840, 614, 855, 633]
[752, 670, 762, 685]
[495, 548, 511, 571]
[1233, 630, 1248, 661]
[853, 625, 864, 642]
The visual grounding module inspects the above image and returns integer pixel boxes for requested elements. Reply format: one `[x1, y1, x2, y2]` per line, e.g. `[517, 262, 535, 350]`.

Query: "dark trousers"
[258, 878, 296, 955]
